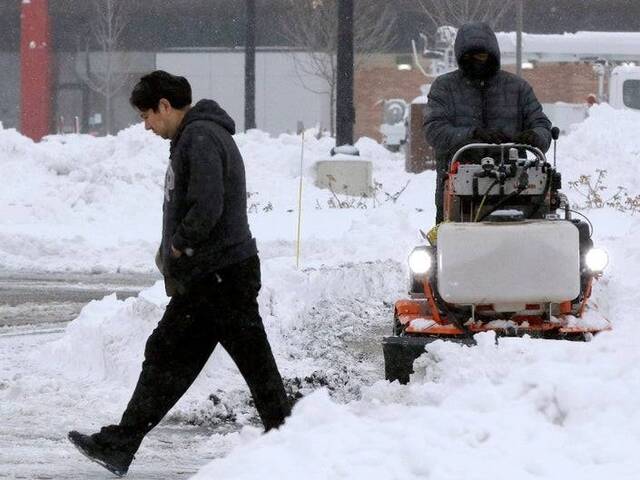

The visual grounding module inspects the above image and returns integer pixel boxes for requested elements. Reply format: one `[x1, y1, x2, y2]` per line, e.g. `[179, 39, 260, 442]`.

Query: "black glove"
[473, 128, 511, 144]
[514, 129, 540, 147]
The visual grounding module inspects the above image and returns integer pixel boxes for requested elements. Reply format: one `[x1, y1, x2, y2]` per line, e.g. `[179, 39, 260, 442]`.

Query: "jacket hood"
[454, 22, 501, 74]
[180, 99, 236, 136]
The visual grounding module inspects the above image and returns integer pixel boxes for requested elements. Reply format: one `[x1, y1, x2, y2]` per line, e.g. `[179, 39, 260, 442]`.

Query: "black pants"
[435, 169, 446, 224]
[108, 255, 290, 452]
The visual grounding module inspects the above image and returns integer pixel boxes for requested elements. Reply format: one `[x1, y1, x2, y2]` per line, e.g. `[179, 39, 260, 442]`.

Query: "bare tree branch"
[416, 0, 516, 29]
[76, 0, 132, 135]
[278, 0, 398, 135]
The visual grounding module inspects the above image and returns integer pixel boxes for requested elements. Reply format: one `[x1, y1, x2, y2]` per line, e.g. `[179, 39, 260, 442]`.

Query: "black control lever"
[551, 126, 560, 168]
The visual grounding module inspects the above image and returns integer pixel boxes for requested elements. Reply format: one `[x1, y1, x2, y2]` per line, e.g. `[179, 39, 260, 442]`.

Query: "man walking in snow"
[68, 71, 291, 476]
[423, 22, 552, 224]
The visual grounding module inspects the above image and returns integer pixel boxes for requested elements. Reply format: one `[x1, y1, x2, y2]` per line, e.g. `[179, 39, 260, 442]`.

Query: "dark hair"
[130, 70, 192, 111]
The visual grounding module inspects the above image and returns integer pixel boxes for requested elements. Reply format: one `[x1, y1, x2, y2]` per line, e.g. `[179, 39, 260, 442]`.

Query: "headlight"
[409, 247, 432, 275]
[585, 248, 608, 273]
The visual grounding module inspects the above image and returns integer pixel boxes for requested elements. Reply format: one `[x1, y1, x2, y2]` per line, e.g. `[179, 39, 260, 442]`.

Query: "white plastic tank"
[437, 221, 580, 306]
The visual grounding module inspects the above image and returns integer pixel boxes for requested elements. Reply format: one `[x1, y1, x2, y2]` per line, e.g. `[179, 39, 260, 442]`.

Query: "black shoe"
[68, 430, 134, 477]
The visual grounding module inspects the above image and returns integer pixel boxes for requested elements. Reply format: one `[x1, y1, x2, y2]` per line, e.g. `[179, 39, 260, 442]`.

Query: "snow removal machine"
[383, 131, 610, 384]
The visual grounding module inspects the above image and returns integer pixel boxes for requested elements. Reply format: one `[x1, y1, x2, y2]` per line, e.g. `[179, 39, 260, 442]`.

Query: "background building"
[156, 49, 332, 135]
[3, 0, 640, 141]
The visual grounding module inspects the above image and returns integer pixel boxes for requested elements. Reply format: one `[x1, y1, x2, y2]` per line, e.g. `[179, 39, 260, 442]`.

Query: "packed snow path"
[0, 331, 221, 479]
[0, 271, 192, 479]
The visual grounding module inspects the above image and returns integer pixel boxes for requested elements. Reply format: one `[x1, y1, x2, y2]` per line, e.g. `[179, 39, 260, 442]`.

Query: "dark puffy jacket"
[423, 22, 552, 172]
[160, 99, 257, 293]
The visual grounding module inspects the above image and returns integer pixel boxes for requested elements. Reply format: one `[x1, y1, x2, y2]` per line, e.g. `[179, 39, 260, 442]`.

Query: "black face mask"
[461, 54, 499, 80]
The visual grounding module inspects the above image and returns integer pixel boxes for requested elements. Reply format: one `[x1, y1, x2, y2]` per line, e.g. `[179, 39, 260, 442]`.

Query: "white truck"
[608, 64, 640, 110]
[545, 65, 640, 134]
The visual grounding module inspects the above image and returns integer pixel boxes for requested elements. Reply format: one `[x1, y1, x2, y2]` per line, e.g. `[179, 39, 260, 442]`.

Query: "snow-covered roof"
[497, 31, 640, 63]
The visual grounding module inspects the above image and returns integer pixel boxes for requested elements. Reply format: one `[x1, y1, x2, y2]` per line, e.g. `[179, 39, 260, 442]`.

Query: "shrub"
[568, 169, 639, 214]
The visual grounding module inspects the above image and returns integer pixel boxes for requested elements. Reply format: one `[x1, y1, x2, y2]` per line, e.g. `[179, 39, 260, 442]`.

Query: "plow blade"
[382, 335, 473, 384]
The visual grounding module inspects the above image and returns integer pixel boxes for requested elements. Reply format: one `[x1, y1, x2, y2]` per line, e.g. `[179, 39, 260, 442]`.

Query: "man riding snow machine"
[383, 134, 610, 384]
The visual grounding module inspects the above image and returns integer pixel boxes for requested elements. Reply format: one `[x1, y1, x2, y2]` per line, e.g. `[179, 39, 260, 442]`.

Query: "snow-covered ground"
[0, 123, 430, 273]
[1, 105, 640, 479]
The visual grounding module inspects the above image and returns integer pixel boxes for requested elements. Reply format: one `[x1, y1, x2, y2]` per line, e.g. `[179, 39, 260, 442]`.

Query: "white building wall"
[156, 50, 331, 135]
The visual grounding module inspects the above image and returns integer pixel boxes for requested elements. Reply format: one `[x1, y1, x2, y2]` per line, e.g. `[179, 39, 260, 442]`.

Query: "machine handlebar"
[450, 143, 547, 167]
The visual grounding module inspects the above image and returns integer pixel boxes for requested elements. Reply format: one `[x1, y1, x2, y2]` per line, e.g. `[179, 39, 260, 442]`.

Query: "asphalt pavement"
[0, 270, 160, 329]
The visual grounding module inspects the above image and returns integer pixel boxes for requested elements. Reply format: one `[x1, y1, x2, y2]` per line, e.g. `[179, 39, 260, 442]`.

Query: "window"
[622, 80, 640, 110]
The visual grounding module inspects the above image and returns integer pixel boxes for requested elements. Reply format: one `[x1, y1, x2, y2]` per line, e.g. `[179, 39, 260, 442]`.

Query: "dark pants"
[435, 169, 446, 224]
[104, 255, 290, 453]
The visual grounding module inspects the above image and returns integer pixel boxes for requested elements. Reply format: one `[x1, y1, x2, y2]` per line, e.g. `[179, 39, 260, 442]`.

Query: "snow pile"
[35, 259, 406, 426]
[561, 104, 640, 206]
[43, 283, 167, 387]
[0, 124, 166, 272]
[0, 123, 431, 272]
[193, 329, 640, 480]
[497, 31, 640, 57]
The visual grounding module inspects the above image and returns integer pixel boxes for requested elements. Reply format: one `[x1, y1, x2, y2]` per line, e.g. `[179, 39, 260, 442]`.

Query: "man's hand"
[170, 245, 182, 258]
[473, 128, 511, 144]
[514, 130, 540, 147]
